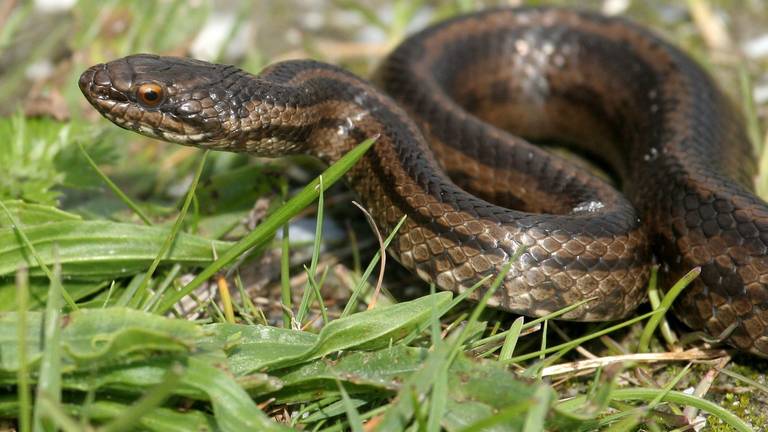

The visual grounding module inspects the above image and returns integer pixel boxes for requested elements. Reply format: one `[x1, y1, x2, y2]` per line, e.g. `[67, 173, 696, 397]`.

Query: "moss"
[707, 392, 768, 431]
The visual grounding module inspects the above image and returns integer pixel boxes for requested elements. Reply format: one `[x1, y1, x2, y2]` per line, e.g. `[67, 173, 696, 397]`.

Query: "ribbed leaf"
[0, 201, 80, 228]
[0, 221, 231, 277]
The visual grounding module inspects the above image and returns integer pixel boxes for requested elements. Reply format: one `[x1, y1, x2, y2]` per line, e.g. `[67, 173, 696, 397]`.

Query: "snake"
[78, 6, 768, 356]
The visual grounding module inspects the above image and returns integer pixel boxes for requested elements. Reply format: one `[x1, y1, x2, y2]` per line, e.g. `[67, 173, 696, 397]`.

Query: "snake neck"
[224, 60, 402, 166]
[227, 59, 453, 231]
[234, 60, 455, 212]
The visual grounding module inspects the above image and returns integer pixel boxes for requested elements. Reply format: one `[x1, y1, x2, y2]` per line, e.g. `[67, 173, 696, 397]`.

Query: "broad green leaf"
[0, 220, 231, 277]
[60, 308, 201, 363]
[0, 311, 43, 375]
[0, 308, 201, 373]
[63, 356, 283, 399]
[304, 291, 452, 359]
[202, 323, 318, 375]
[443, 400, 504, 432]
[75, 400, 218, 432]
[0, 200, 80, 227]
[0, 303, 583, 431]
[269, 342, 560, 430]
[253, 292, 452, 372]
[271, 346, 427, 404]
[0, 278, 105, 311]
[182, 357, 290, 432]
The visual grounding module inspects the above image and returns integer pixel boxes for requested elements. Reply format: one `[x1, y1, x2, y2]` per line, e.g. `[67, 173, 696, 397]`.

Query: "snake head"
[79, 53, 242, 145]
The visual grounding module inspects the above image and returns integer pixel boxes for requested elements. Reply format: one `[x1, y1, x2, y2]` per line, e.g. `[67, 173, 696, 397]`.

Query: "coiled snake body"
[79, 7, 768, 356]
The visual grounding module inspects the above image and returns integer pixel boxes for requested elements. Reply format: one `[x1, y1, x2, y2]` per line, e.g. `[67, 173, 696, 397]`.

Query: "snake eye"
[136, 83, 164, 107]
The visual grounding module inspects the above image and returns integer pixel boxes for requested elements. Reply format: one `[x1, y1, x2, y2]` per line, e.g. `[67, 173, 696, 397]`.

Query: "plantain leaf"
[203, 323, 318, 375]
[73, 400, 218, 432]
[0, 278, 105, 311]
[0, 200, 81, 228]
[60, 308, 201, 363]
[0, 220, 232, 277]
[182, 357, 290, 432]
[0, 308, 201, 374]
[226, 291, 453, 373]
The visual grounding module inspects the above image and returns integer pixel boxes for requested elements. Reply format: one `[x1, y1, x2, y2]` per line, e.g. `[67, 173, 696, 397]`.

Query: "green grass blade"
[717, 367, 768, 394]
[0, 201, 77, 309]
[132, 150, 208, 307]
[645, 265, 679, 347]
[426, 361, 448, 432]
[649, 363, 691, 409]
[16, 268, 31, 432]
[32, 259, 63, 431]
[469, 297, 596, 349]
[499, 316, 524, 362]
[296, 175, 325, 324]
[559, 388, 752, 432]
[505, 310, 661, 364]
[341, 214, 407, 317]
[523, 384, 552, 432]
[77, 142, 152, 226]
[280, 181, 292, 328]
[34, 394, 81, 432]
[153, 137, 376, 314]
[336, 379, 364, 432]
[100, 364, 185, 432]
[638, 267, 700, 353]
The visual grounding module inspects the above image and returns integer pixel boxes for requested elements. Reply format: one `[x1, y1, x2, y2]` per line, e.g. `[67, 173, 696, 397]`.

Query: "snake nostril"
[94, 68, 112, 87]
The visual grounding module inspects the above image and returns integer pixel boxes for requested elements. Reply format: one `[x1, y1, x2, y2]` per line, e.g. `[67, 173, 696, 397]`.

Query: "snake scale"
[79, 7, 768, 356]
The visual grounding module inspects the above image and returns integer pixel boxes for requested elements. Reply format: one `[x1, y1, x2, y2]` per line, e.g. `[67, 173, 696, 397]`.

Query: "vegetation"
[0, 0, 766, 430]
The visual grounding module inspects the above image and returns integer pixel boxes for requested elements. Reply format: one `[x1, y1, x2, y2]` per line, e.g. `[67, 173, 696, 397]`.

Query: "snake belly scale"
[79, 7, 768, 356]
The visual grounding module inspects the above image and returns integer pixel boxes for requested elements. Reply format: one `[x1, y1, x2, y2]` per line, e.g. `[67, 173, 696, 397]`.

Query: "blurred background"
[0, 0, 766, 206]
[2, 0, 767, 202]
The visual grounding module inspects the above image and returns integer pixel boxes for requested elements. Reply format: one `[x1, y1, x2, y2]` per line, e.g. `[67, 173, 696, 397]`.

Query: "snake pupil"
[137, 83, 163, 107]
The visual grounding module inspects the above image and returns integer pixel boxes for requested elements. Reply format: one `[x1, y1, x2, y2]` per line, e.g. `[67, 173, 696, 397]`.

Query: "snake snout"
[78, 63, 131, 109]
[78, 66, 97, 95]
[78, 65, 108, 104]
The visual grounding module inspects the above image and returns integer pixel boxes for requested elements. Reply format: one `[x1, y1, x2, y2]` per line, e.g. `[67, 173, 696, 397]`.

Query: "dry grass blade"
[687, 0, 733, 52]
[683, 355, 731, 422]
[216, 275, 236, 323]
[540, 348, 729, 377]
[351, 201, 386, 310]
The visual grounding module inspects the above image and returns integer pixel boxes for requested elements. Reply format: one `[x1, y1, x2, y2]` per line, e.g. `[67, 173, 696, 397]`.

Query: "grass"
[0, 0, 767, 431]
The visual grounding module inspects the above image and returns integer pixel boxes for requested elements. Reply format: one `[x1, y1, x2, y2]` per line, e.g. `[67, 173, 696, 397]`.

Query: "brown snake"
[79, 7, 768, 356]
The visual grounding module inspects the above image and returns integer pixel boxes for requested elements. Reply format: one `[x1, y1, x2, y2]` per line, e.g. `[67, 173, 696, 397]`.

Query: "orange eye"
[136, 83, 164, 107]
